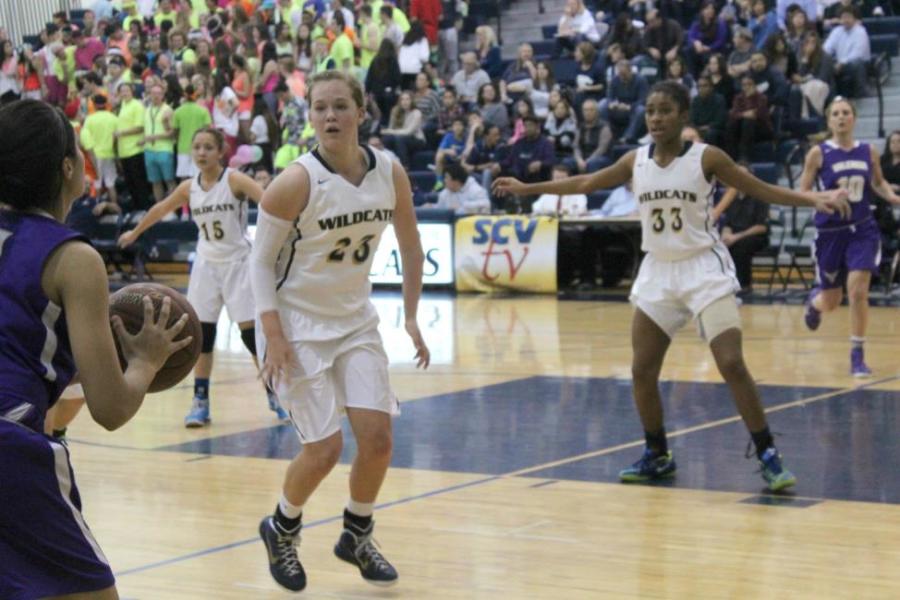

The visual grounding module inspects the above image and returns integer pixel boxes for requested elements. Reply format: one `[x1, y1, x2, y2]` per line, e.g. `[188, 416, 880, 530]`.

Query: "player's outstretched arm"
[250, 164, 309, 387]
[869, 145, 900, 204]
[48, 242, 192, 430]
[493, 151, 636, 198]
[704, 145, 851, 218]
[392, 161, 430, 369]
[118, 180, 191, 247]
[228, 170, 265, 203]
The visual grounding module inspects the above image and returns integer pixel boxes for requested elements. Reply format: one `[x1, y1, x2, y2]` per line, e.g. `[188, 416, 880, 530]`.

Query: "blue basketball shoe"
[184, 397, 210, 428]
[259, 516, 306, 592]
[758, 447, 796, 491]
[804, 287, 821, 331]
[267, 389, 289, 421]
[850, 346, 872, 378]
[334, 520, 398, 586]
[619, 449, 676, 482]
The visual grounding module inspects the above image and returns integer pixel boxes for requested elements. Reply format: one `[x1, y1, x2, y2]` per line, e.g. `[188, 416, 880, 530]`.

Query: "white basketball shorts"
[630, 244, 741, 339]
[186, 255, 255, 324]
[260, 324, 399, 444]
[176, 153, 199, 179]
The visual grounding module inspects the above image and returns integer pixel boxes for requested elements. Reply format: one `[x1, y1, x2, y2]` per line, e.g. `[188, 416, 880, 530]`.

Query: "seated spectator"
[475, 25, 503, 80]
[784, 5, 813, 54]
[600, 59, 649, 144]
[882, 131, 900, 194]
[531, 164, 593, 288]
[567, 99, 613, 174]
[463, 123, 508, 200]
[665, 56, 697, 97]
[823, 6, 871, 98]
[509, 97, 535, 144]
[705, 53, 736, 108]
[727, 27, 755, 80]
[763, 31, 798, 83]
[502, 114, 555, 185]
[606, 13, 645, 60]
[749, 0, 779, 50]
[506, 60, 557, 119]
[382, 91, 426, 167]
[642, 9, 684, 72]
[749, 51, 788, 107]
[451, 52, 490, 107]
[435, 162, 491, 214]
[690, 76, 727, 146]
[597, 179, 638, 217]
[726, 74, 773, 162]
[789, 31, 833, 120]
[435, 116, 467, 178]
[719, 169, 769, 294]
[777, 0, 819, 29]
[413, 70, 442, 132]
[687, 1, 729, 74]
[368, 134, 400, 163]
[544, 99, 578, 157]
[822, 0, 862, 31]
[436, 86, 466, 140]
[556, 0, 601, 54]
[501, 44, 537, 91]
[476, 82, 510, 137]
[573, 41, 605, 109]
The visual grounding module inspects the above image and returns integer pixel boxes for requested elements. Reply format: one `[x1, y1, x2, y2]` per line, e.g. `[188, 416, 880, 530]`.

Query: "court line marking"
[114, 374, 897, 579]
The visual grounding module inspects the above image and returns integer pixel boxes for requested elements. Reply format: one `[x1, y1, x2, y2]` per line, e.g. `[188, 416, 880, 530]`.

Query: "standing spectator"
[73, 29, 105, 72]
[726, 75, 772, 162]
[451, 52, 491, 107]
[748, 0, 779, 50]
[0, 40, 18, 103]
[382, 91, 426, 167]
[328, 11, 356, 73]
[691, 75, 727, 146]
[437, 0, 460, 80]
[410, 0, 442, 46]
[556, 0, 601, 54]
[212, 70, 239, 162]
[881, 131, 900, 193]
[601, 59, 649, 144]
[380, 5, 405, 49]
[143, 83, 177, 203]
[720, 175, 770, 295]
[544, 99, 578, 157]
[502, 114, 555, 185]
[115, 82, 152, 210]
[464, 123, 507, 195]
[568, 98, 613, 174]
[232, 55, 254, 143]
[173, 84, 213, 180]
[398, 21, 430, 89]
[80, 94, 120, 210]
[365, 39, 402, 124]
[358, 5, 382, 71]
[687, 1, 729, 74]
[435, 162, 491, 214]
[249, 94, 279, 173]
[643, 9, 684, 73]
[476, 82, 510, 137]
[823, 6, 871, 98]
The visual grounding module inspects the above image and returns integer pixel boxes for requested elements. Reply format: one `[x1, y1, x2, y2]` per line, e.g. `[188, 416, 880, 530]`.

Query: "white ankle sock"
[278, 494, 303, 519]
[851, 336, 865, 348]
[346, 499, 374, 518]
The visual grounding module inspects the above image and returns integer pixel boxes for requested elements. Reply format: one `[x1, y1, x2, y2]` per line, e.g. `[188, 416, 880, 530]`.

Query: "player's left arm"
[869, 145, 900, 204]
[228, 170, 265, 203]
[703, 145, 851, 219]
[392, 160, 430, 369]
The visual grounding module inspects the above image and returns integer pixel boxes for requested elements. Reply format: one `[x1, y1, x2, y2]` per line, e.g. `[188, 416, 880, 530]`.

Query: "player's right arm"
[118, 180, 191, 247]
[250, 164, 310, 387]
[45, 242, 191, 430]
[798, 144, 823, 193]
[493, 150, 635, 197]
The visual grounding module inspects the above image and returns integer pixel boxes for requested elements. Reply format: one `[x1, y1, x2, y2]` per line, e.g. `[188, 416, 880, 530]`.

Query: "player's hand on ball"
[118, 231, 138, 248]
[260, 334, 297, 389]
[815, 188, 851, 219]
[111, 296, 193, 372]
[492, 177, 526, 197]
[405, 319, 430, 369]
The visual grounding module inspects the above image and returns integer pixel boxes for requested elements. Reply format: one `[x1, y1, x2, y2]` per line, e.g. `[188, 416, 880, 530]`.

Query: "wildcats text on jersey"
[638, 189, 699, 204]
[192, 203, 237, 216]
[318, 209, 394, 231]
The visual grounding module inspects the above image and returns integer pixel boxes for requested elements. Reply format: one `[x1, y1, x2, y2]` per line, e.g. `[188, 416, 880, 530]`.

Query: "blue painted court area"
[159, 376, 900, 504]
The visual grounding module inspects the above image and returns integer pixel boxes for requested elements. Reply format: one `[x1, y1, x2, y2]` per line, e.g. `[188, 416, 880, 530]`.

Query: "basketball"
[108, 283, 203, 392]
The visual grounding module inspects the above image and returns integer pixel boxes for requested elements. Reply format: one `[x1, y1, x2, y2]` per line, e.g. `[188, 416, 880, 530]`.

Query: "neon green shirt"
[81, 110, 119, 159]
[329, 34, 354, 70]
[173, 101, 212, 156]
[154, 10, 178, 28]
[116, 98, 145, 159]
[144, 102, 175, 153]
[394, 8, 410, 33]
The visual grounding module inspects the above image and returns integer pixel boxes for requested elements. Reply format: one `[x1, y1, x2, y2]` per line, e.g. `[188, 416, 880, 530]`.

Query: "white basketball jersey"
[632, 142, 719, 261]
[275, 146, 396, 341]
[189, 168, 251, 262]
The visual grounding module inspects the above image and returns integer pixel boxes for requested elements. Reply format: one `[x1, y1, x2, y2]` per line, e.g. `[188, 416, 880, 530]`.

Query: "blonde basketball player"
[119, 127, 288, 427]
[495, 82, 849, 491]
[250, 70, 430, 592]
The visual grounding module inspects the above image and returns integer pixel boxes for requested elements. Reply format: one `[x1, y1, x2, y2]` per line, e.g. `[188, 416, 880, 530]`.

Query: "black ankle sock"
[52, 428, 67, 439]
[751, 427, 774, 459]
[274, 505, 302, 534]
[645, 428, 668, 456]
[343, 508, 372, 532]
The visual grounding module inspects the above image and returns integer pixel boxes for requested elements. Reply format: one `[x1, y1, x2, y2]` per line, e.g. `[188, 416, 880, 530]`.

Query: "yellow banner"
[454, 216, 558, 293]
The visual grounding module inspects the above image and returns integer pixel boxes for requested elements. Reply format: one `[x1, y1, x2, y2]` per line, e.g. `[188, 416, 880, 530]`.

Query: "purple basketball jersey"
[0, 210, 86, 433]
[815, 141, 875, 228]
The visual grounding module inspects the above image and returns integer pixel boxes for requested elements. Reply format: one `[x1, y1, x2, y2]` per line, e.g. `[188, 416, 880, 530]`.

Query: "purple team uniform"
[813, 141, 881, 289]
[0, 211, 115, 599]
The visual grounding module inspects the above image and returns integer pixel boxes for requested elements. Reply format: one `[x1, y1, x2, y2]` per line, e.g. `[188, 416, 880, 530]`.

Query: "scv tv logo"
[471, 218, 539, 281]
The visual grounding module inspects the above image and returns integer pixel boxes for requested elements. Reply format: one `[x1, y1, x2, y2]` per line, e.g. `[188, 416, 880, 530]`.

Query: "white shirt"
[250, 115, 269, 144]
[212, 87, 239, 137]
[632, 142, 718, 260]
[532, 193, 588, 216]
[436, 177, 491, 214]
[398, 38, 431, 75]
[823, 23, 871, 64]
[189, 168, 252, 262]
[598, 185, 637, 217]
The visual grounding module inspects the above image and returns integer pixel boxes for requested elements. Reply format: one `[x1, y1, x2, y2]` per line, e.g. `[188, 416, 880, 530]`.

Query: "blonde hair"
[476, 25, 498, 51]
[306, 70, 365, 108]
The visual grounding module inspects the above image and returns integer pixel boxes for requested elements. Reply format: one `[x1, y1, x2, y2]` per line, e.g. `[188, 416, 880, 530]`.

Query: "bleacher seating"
[542, 25, 557, 40]
[587, 191, 610, 210]
[862, 17, 900, 36]
[530, 40, 558, 60]
[870, 34, 899, 58]
[550, 58, 578, 86]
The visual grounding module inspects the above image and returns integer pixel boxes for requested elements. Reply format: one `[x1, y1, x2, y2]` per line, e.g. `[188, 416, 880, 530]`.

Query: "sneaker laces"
[274, 531, 303, 577]
[744, 432, 783, 460]
[189, 397, 207, 413]
[354, 533, 390, 572]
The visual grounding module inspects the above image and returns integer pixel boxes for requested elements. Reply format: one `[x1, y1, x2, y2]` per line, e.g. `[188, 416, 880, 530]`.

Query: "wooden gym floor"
[62, 293, 900, 599]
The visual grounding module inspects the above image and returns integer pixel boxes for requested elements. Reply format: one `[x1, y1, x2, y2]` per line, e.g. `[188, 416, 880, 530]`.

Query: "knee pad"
[240, 326, 257, 356]
[201, 322, 217, 354]
[698, 295, 742, 343]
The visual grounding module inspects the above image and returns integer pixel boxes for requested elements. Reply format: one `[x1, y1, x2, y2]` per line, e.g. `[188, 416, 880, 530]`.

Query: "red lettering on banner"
[480, 239, 530, 281]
